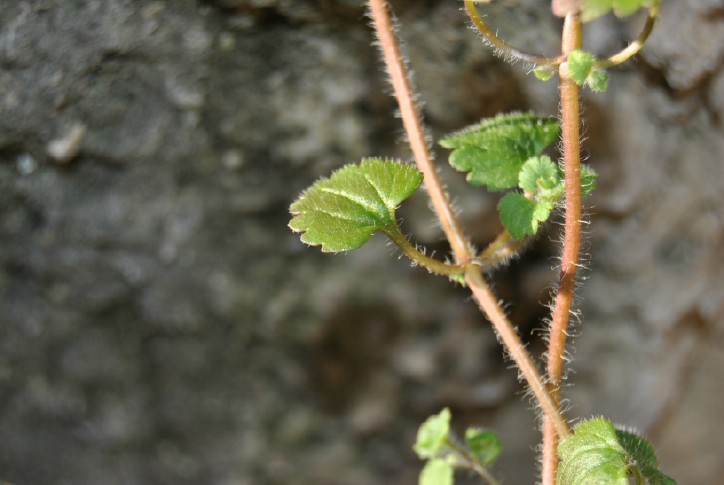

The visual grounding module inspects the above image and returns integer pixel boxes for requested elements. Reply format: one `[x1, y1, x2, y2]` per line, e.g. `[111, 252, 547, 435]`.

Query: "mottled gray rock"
[1, 1, 722, 484]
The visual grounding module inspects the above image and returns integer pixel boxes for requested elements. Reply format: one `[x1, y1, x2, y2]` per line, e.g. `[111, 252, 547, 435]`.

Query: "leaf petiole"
[383, 228, 467, 277]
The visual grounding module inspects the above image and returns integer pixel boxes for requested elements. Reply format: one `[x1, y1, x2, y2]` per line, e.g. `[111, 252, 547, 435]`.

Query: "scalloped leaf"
[557, 418, 676, 485]
[440, 113, 559, 192]
[567, 50, 597, 86]
[519, 155, 561, 196]
[289, 158, 423, 252]
[419, 459, 454, 485]
[498, 193, 554, 240]
[414, 408, 451, 460]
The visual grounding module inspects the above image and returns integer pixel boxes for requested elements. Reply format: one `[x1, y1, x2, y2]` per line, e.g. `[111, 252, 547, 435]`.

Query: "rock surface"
[1, 1, 722, 484]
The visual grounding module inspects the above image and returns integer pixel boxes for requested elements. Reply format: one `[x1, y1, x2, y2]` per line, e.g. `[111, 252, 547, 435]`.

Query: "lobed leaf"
[557, 418, 676, 485]
[567, 50, 597, 86]
[587, 69, 609, 93]
[419, 459, 454, 485]
[464, 427, 502, 467]
[440, 113, 559, 192]
[289, 158, 423, 252]
[519, 156, 561, 197]
[414, 408, 451, 460]
[498, 193, 553, 240]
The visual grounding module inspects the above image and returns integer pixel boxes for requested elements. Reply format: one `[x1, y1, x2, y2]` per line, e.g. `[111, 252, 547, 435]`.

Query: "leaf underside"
[289, 158, 423, 252]
[557, 418, 676, 485]
[440, 112, 560, 192]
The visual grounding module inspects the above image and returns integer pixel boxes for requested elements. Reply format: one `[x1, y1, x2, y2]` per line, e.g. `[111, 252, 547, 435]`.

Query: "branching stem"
[542, 13, 583, 485]
[368, 0, 570, 440]
[467, 266, 570, 439]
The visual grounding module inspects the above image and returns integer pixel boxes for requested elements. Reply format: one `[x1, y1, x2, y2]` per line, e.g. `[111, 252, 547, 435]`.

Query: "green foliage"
[581, 0, 660, 22]
[557, 418, 676, 485]
[289, 158, 422, 252]
[498, 193, 552, 240]
[587, 69, 609, 93]
[419, 459, 454, 485]
[567, 50, 609, 92]
[440, 113, 559, 191]
[414, 408, 451, 459]
[464, 428, 502, 466]
[615, 429, 677, 485]
[580, 164, 598, 197]
[568, 50, 597, 85]
[497, 155, 596, 240]
[414, 409, 502, 485]
[519, 156, 561, 197]
[534, 65, 556, 81]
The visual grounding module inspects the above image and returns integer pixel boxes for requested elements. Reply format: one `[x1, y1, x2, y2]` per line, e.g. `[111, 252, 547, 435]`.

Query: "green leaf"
[464, 428, 502, 467]
[587, 69, 609, 93]
[519, 156, 561, 196]
[580, 165, 598, 197]
[419, 459, 454, 485]
[440, 113, 559, 192]
[414, 408, 451, 460]
[557, 418, 676, 485]
[498, 193, 553, 240]
[581, 0, 658, 21]
[289, 158, 423, 252]
[534, 65, 556, 81]
[615, 430, 677, 485]
[567, 50, 597, 86]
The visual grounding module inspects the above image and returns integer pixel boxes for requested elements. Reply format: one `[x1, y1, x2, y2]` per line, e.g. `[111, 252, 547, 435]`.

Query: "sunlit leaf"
[419, 459, 454, 485]
[557, 418, 676, 485]
[440, 113, 559, 191]
[414, 408, 451, 460]
[289, 158, 422, 252]
[567, 50, 597, 86]
[498, 193, 553, 240]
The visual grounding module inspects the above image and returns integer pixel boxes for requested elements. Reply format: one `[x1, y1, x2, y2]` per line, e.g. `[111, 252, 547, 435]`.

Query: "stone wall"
[1, 1, 722, 483]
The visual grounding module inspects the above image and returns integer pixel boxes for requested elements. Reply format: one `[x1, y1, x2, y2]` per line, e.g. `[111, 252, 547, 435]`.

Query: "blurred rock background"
[1, 0, 722, 483]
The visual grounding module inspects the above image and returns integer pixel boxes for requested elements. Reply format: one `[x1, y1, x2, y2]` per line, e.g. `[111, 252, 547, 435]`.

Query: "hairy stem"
[368, 0, 471, 265]
[542, 14, 583, 485]
[476, 230, 528, 269]
[384, 228, 466, 276]
[369, 0, 570, 440]
[467, 266, 570, 439]
[464, 0, 564, 66]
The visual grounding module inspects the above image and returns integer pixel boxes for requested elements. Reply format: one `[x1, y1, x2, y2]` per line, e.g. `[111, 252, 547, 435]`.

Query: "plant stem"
[447, 438, 502, 485]
[476, 230, 528, 269]
[541, 14, 582, 485]
[599, 4, 659, 68]
[466, 266, 570, 439]
[464, 0, 564, 66]
[384, 228, 466, 276]
[369, 0, 570, 444]
[368, 0, 471, 265]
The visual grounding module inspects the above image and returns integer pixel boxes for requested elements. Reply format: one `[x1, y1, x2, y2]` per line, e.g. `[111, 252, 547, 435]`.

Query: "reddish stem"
[541, 14, 582, 485]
